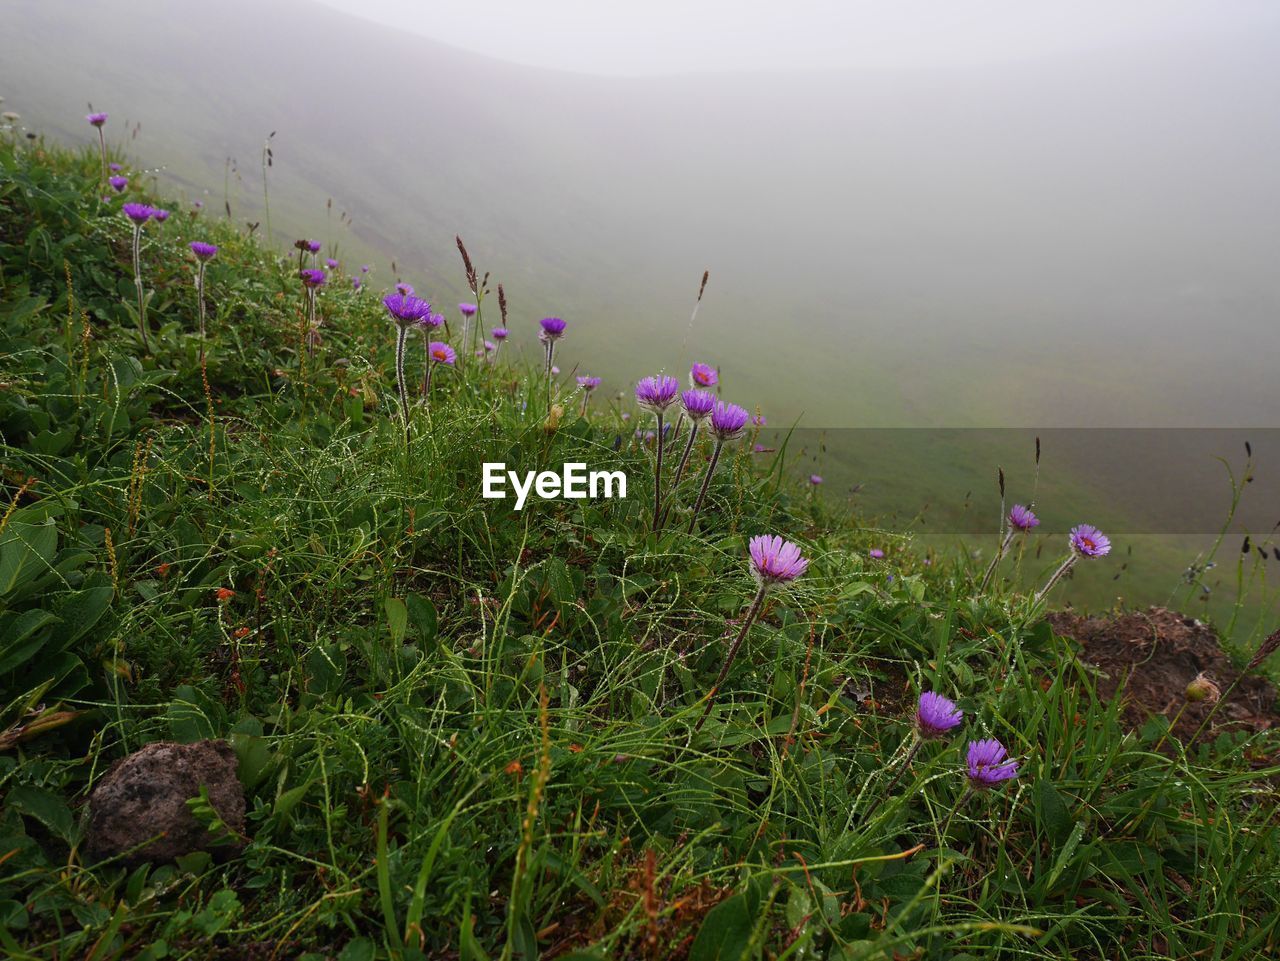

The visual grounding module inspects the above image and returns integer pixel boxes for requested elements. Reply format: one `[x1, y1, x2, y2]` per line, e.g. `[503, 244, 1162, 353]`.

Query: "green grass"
[1, 137, 1279, 960]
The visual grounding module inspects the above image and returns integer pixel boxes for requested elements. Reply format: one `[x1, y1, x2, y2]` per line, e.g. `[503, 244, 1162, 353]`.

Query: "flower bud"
[1185, 673, 1221, 704]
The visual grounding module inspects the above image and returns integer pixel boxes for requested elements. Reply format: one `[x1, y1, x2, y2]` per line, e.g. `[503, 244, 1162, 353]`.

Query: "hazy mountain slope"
[5, 0, 1280, 431]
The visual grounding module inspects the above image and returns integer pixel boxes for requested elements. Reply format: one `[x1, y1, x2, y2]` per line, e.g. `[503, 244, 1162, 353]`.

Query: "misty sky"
[312, 0, 1280, 75]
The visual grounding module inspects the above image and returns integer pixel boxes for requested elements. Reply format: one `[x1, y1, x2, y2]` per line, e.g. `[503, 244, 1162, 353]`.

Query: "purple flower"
[416, 311, 443, 330]
[306, 240, 322, 253]
[577, 376, 601, 391]
[551, 365, 561, 375]
[361, 265, 370, 273]
[86, 112, 108, 127]
[189, 241, 218, 261]
[121, 202, 153, 224]
[395, 282, 414, 297]
[491, 327, 509, 341]
[484, 340, 496, 352]
[299, 268, 327, 288]
[352, 277, 362, 291]
[539, 317, 566, 341]
[748, 535, 809, 586]
[109, 162, 122, 172]
[428, 341, 457, 366]
[151, 208, 169, 222]
[809, 475, 823, 486]
[916, 692, 963, 739]
[108, 175, 128, 192]
[690, 362, 718, 388]
[383, 292, 432, 326]
[429, 312, 445, 327]
[869, 548, 885, 559]
[635, 375, 680, 413]
[966, 739, 1019, 789]
[751, 414, 766, 427]
[325, 258, 339, 270]
[193, 200, 204, 209]
[459, 303, 477, 317]
[1070, 524, 1111, 558]
[709, 402, 750, 441]
[681, 389, 716, 421]
[1009, 504, 1039, 532]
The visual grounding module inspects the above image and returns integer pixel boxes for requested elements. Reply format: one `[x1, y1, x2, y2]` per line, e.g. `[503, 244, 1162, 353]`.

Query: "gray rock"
[86, 739, 245, 863]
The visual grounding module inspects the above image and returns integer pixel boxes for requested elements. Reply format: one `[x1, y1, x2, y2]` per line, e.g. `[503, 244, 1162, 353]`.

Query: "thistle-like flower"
[965, 739, 1019, 789]
[635, 375, 679, 413]
[152, 208, 170, 223]
[748, 535, 809, 587]
[325, 258, 339, 271]
[1009, 504, 1039, 532]
[690, 362, 718, 388]
[709, 402, 749, 441]
[687, 401, 750, 532]
[809, 474, 823, 486]
[122, 203, 153, 224]
[87, 112, 108, 127]
[577, 375, 601, 415]
[109, 175, 128, 193]
[917, 692, 964, 739]
[1070, 524, 1111, 558]
[695, 535, 807, 732]
[1035, 523, 1111, 603]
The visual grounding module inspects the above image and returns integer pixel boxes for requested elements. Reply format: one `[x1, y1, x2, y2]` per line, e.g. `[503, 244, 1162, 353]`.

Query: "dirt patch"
[1048, 606, 1280, 744]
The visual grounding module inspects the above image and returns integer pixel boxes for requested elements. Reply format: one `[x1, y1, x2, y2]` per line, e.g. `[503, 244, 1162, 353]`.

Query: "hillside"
[1, 133, 1279, 959]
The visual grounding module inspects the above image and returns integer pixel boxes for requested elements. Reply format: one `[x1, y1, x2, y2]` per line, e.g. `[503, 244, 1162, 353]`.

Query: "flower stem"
[858, 735, 922, 825]
[686, 439, 723, 534]
[132, 224, 149, 353]
[195, 262, 207, 366]
[395, 324, 411, 445]
[980, 529, 1016, 592]
[97, 128, 107, 187]
[1034, 553, 1078, 605]
[544, 341, 555, 409]
[651, 412, 665, 532]
[659, 420, 699, 528]
[694, 583, 767, 733]
[939, 785, 974, 850]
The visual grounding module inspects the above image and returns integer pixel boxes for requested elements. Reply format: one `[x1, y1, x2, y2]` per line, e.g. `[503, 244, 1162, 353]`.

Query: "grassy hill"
[1, 136, 1279, 959]
[8, 0, 1280, 630]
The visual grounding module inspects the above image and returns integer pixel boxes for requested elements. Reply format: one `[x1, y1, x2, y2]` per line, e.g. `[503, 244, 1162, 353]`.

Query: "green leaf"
[338, 938, 375, 961]
[0, 609, 59, 673]
[690, 892, 755, 961]
[48, 581, 113, 651]
[406, 593, 437, 642]
[1036, 778, 1074, 846]
[7, 784, 74, 843]
[0, 519, 58, 598]
[385, 597, 408, 645]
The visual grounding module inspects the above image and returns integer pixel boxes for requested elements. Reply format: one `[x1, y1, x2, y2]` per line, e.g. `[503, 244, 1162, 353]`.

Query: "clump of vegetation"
[1, 128, 1278, 961]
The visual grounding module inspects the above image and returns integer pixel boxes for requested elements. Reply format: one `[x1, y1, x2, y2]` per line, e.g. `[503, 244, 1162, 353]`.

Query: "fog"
[5, 0, 1280, 434]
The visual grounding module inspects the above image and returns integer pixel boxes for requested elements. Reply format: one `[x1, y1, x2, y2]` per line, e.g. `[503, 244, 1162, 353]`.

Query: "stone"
[86, 739, 245, 863]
